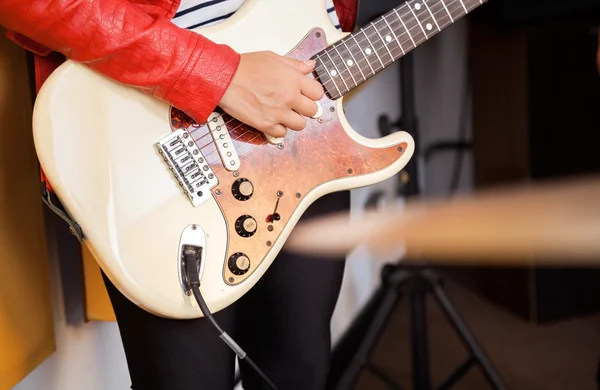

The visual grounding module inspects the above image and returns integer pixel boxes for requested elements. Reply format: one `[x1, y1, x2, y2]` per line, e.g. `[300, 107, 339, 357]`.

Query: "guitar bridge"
[156, 129, 218, 207]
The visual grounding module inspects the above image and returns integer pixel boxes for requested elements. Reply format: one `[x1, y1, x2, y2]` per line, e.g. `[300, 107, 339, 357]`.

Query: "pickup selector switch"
[228, 252, 251, 275]
[231, 178, 254, 201]
[235, 215, 257, 237]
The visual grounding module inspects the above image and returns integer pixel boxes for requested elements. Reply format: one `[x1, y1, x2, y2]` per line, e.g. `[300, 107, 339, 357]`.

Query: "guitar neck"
[314, 0, 486, 99]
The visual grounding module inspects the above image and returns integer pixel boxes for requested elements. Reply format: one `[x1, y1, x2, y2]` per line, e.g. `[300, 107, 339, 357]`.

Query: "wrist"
[161, 32, 241, 124]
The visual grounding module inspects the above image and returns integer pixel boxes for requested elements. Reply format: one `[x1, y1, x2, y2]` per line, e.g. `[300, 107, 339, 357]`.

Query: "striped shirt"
[172, 0, 341, 30]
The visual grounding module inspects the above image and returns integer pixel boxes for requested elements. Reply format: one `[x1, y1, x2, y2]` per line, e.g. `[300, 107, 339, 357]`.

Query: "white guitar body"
[32, 0, 415, 319]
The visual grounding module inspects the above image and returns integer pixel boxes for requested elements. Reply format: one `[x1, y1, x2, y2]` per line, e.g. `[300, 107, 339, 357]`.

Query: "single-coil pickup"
[156, 129, 218, 207]
[207, 112, 240, 171]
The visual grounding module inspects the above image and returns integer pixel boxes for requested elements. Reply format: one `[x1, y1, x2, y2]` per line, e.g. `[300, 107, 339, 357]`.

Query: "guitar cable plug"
[183, 249, 278, 390]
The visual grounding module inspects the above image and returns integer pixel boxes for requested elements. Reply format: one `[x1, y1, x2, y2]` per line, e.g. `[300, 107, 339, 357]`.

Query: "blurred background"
[2, 0, 600, 389]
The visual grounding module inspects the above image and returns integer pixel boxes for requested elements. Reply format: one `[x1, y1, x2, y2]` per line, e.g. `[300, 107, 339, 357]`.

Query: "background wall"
[0, 28, 55, 390]
[11, 17, 472, 390]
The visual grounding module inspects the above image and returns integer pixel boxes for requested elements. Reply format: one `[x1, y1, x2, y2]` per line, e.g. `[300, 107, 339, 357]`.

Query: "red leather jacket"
[0, 0, 358, 124]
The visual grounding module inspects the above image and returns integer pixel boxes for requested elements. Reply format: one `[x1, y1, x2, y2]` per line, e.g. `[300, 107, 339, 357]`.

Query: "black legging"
[102, 191, 350, 390]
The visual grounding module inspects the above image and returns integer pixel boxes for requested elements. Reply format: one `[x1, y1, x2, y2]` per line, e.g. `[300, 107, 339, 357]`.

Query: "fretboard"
[314, 0, 486, 99]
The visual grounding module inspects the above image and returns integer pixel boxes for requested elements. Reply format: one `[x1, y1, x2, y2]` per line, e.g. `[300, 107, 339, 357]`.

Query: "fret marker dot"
[414, 3, 421, 10]
[426, 23, 433, 31]
[385, 35, 392, 42]
[365, 48, 372, 55]
[330, 69, 338, 76]
[346, 59, 354, 66]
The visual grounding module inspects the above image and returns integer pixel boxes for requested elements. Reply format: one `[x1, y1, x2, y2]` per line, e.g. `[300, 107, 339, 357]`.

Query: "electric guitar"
[32, 0, 486, 319]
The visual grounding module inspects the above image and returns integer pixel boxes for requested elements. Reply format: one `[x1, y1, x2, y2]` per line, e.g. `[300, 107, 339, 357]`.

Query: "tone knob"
[228, 252, 251, 275]
[232, 178, 254, 201]
[235, 215, 257, 237]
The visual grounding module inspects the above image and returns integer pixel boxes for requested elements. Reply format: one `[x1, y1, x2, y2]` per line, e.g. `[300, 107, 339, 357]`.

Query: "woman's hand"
[218, 51, 325, 138]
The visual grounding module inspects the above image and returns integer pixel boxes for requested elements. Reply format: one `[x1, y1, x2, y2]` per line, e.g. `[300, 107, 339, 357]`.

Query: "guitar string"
[188, 0, 474, 149]
[200, 1, 474, 176]
[196, 0, 478, 166]
[192, 0, 470, 142]
[314, 0, 481, 92]
[184, 0, 481, 174]
[192, 0, 480, 175]
[191, 0, 474, 148]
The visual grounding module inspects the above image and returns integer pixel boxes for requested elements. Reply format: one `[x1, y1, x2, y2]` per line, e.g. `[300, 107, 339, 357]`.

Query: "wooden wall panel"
[0, 29, 55, 389]
[82, 245, 115, 321]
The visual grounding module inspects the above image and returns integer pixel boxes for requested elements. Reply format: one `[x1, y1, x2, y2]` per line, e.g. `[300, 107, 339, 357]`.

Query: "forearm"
[0, 0, 240, 122]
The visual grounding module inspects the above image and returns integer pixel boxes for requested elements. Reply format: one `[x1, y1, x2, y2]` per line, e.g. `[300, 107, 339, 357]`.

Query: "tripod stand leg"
[430, 282, 507, 390]
[334, 268, 410, 390]
[408, 277, 431, 390]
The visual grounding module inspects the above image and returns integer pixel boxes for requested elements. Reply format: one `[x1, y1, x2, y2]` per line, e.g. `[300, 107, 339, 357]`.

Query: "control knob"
[228, 253, 251, 276]
[235, 215, 257, 237]
[232, 178, 254, 201]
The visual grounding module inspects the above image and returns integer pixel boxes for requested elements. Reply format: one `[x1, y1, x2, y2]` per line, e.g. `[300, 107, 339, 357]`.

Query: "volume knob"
[235, 215, 257, 237]
[228, 252, 251, 275]
[232, 178, 254, 201]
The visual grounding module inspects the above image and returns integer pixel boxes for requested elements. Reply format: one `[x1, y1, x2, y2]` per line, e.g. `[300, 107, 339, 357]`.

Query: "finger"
[292, 95, 319, 118]
[280, 110, 307, 131]
[264, 123, 287, 138]
[287, 57, 317, 74]
[301, 77, 325, 101]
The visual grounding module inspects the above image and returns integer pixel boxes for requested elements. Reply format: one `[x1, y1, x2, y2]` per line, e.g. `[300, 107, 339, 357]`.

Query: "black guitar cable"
[183, 248, 279, 390]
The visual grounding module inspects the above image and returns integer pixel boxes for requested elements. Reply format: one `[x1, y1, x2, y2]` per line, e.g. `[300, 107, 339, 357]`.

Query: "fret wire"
[438, 0, 454, 22]
[393, 3, 414, 46]
[322, 49, 350, 88]
[376, 17, 404, 63]
[314, 59, 335, 93]
[397, 1, 422, 48]
[197, 0, 484, 137]
[349, 0, 465, 66]
[367, 25, 396, 70]
[448, 0, 469, 19]
[340, 39, 367, 81]
[457, 0, 468, 13]
[370, 21, 395, 61]
[322, 1, 428, 85]
[350, 34, 376, 76]
[323, 49, 351, 93]
[361, 22, 395, 65]
[424, 0, 452, 29]
[391, 1, 431, 58]
[316, 53, 343, 97]
[425, 0, 457, 28]
[423, 1, 441, 31]
[331, 44, 358, 88]
[395, 8, 417, 48]
[334, 40, 366, 84]
[360, 28, 385, 68]
[310, 1, 454, 98]
[414, 2, 437, 37]
[382, 13, 405, 55]
[315, 0, 485, 97]
[331, 43, 362, 89]
[408, 3, 429, 39]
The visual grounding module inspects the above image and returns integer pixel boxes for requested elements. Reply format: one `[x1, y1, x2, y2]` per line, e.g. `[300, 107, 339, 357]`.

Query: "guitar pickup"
[207, 112, 240, 171]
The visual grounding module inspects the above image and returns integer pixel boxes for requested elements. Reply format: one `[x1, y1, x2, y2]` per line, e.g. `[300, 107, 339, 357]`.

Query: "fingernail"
[304, 59, 316, 66]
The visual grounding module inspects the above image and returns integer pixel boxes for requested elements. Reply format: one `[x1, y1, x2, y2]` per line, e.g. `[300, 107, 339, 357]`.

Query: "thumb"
[290, 58, 317, 74]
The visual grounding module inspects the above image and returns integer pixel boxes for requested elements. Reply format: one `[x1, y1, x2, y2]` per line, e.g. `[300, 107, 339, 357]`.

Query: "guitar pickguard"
[172, 28, 408, 286]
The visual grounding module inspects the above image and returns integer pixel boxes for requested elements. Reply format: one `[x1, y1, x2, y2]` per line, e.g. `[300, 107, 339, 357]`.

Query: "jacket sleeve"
[333, 0, 358, 32]
[0, 0, 240, 124]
